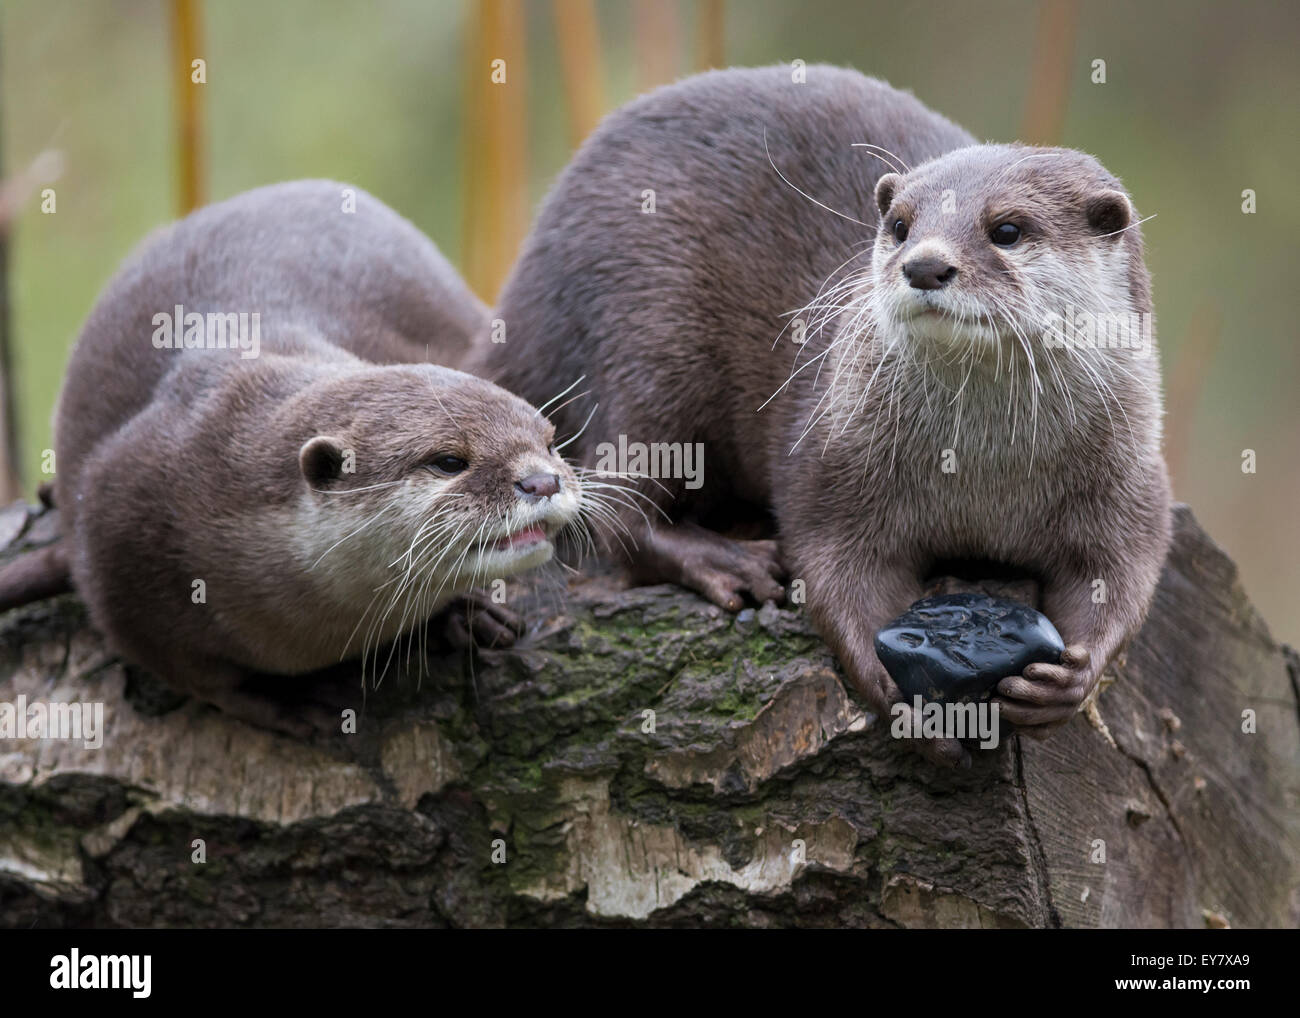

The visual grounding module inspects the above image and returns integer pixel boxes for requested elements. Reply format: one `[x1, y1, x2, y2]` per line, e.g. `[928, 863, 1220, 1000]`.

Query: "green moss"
[1, 799, 80, 859]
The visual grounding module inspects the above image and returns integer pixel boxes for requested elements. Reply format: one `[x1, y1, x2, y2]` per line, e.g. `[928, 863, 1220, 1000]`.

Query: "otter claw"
[443, 591, 523, 649]
[995, 643, 1094, 730]
[683, 538, 786, 611]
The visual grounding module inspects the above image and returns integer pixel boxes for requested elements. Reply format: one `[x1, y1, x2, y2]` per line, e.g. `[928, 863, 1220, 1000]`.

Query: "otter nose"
[902, 256, 957, 291]
[516, 473, 560, 499]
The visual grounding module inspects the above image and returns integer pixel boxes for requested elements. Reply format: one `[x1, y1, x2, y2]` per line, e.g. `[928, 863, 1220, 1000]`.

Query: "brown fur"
[49, 180, 583, 733]
[470, 65, 1172, 764]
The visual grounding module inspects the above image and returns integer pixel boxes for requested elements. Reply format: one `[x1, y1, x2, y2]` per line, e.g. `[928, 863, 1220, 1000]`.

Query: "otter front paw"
[853, 660, 971, 768]
[677, 537, 786, 612]
[994, 644, 1093, 738]
[443, 590, 524, 649]
[888, 696, 973, 768]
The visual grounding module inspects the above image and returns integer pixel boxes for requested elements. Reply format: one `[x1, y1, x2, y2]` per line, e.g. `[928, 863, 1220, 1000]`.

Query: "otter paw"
[852, 663, 972, 768]
[889, 698, 973, 768]
[682, 538, 786, 612]
[994, 644, 1092, 733]
[443, 591, 524, 649]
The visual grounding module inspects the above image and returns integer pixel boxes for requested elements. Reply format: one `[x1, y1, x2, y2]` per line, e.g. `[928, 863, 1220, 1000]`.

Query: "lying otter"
[7, 180, 585, 734]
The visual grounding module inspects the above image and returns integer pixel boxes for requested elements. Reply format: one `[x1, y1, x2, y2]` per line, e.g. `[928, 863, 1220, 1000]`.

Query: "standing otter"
[25, 180, 584, 733]
[471, 65, 1171, 764]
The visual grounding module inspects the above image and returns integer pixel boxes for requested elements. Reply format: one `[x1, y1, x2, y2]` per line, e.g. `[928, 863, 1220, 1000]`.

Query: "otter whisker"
[987, 290, 1076, 432]
[571, 467, 673, 506]
[534, 374, 587, 418]
[800, 325, 896, 451]
[849, 142, 910, 174]
[309, 499, 398, 570]
[990, 290, 1056, 469]
[311, 480, 406, 495]
[545, 388, 594, 421]
[581, 486, 653, 534]
[1028, 277, 1144, 442]
[577, 488, 637, 536]
[348, 510, 472, 685]
[563, 510, 599, 563]
[761, 294, 877, 414]
[428, 387, 455, 428]
[576, 491, 638, 557]
[573, 480, 670, 522]
[797, 296, 879, 432]
[763, 126, 874, 229]
[584, 516, 635, 559]
[1098, 212, 1156, 239]
[554, 402, 599, 452]
[379, 514, 479, 688]
[406, 518, 482, 675]
[994, 149, 1072, 181]
[884, 328, 911, 475]
[772, 242, 875, 351]
[422, 516, 490, 618]
[387, 503, 466, 570]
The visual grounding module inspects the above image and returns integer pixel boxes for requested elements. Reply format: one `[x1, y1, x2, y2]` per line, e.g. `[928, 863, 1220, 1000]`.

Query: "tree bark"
[0, 501, 1296, 928]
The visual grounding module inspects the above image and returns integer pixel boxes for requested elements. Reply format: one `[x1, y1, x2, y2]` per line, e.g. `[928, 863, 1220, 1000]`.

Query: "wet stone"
[874, 593, 1065, 703]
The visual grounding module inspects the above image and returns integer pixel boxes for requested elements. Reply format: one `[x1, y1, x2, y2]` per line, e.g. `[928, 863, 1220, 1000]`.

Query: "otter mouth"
[900, 294, 995, 328]
[893, 293, 1005, 351]
[492, 524, 549, 551]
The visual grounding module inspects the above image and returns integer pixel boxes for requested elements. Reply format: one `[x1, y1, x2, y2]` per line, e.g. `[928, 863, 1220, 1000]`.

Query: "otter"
[470, 65, 1172, 764]
[17, 180, 584, 734]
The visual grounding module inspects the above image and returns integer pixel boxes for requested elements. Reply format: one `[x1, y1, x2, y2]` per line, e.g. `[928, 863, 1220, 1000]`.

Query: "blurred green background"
[4, 0, 1297, 642]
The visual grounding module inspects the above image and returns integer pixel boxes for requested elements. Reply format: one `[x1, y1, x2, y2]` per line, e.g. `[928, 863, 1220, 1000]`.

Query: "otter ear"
[299, 435, 346, 485]
[1086, 189, 1132, 236]
[875, 173, 903, 220]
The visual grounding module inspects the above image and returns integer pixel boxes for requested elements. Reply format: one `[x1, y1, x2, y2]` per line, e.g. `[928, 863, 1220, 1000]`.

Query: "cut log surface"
[0, 501, 1296, 928]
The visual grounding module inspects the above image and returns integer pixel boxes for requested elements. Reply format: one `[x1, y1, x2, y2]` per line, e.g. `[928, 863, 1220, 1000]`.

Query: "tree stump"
[0, 501, 1296, 928]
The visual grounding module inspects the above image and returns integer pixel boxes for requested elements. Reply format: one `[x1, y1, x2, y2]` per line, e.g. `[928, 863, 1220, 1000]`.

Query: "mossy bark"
[0, 501, 1296, 928]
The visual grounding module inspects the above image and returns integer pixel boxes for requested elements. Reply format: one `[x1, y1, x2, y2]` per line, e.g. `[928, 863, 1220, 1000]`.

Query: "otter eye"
[892, 219, 909, 243]
[428, 455, 467, 475]
[991, 222, 1021, 246]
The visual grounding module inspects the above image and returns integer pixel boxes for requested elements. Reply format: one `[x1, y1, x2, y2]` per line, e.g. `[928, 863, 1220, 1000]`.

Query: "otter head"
[295, 363, 582, 611]
[868, 144, 1150, 363]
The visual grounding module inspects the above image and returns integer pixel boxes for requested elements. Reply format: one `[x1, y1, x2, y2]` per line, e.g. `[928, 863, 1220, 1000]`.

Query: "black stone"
[874, 593, 1065, 704]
